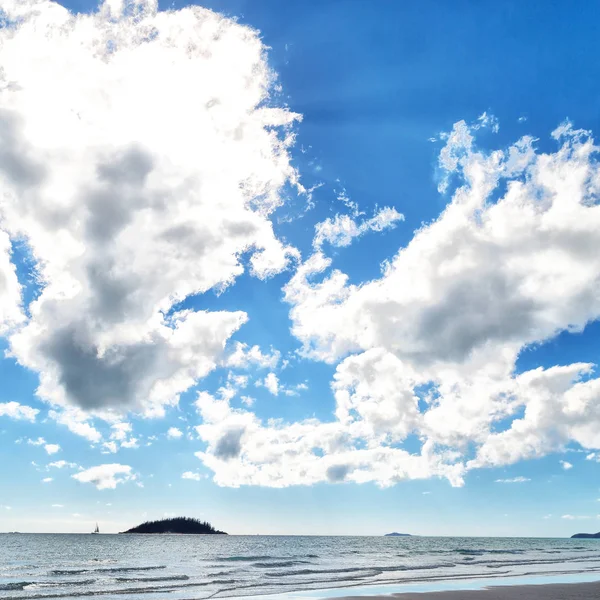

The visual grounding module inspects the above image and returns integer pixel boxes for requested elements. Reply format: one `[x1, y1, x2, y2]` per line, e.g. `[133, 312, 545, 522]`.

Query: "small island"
[571, 532, 600, 539]
[120, 517, 227, 535]
[385, 532, 412, 537]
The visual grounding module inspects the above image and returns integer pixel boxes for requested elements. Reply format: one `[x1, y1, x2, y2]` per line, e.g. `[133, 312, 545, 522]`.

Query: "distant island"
[385, 532, 412, 537]
[571, 532, 600, 539]
[120, 517, 227, 535]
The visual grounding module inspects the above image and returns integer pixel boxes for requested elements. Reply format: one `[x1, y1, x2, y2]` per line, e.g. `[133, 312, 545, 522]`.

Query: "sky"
[1, 0, 600, 537]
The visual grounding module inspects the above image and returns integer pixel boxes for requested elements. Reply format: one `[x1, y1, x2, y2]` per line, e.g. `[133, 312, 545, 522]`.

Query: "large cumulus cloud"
[195, 119, 600, 487]
[0, 0, 300, 420]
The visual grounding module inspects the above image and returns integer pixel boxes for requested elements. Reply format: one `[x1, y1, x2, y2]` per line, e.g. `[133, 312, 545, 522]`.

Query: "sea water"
[1, 534, 600, 600]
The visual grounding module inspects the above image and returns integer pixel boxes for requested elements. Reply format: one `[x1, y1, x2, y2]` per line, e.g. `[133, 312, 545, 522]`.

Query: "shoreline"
[240, 573, 600, 600]
[339, 580, 600, 600]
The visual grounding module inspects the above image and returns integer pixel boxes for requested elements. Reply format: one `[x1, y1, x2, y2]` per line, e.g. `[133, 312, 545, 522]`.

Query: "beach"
[338, 580, 600, 600]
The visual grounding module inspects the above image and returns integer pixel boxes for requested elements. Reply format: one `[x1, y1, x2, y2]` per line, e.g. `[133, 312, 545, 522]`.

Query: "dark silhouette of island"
[571, 532, 600, 539]
[385, 532, 412, 537]
[120, 517, 227, 535]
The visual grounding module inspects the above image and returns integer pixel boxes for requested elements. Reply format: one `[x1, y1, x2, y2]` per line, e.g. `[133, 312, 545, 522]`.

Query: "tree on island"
[120, 516, 227, 534]
[571, 531, 600, 539]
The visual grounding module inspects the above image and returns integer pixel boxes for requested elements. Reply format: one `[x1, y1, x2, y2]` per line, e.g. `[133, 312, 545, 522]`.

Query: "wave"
[252, 561, 311, 568]
[210, 567, 512, 599]
[0, 579, 236, 600]
[218, 555, 279, 562]
[408, 548, 527, 557]
[217, 554, 318, 562]
[49, 565, 166, 575]
[468, 553, 600, 568]
[0, 580, 95, 592]
[264, 566, 377, 578]
[48, 569, 85, 575]
[0, 583, 33, 591]
[114, 575, 190, 582]
[264, 563, 457, 579]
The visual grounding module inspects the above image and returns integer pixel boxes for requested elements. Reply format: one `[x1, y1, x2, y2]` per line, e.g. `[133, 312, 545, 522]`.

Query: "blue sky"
[1, 0, 600, 536]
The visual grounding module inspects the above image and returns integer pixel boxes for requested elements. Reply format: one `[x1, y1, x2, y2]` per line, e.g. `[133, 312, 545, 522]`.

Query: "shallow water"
[1, 534, 600, 600]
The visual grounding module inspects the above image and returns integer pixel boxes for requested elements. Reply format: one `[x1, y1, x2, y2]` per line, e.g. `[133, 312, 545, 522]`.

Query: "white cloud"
[225, 342, 280, 370]
[286, 127, 584, 372]
[0, 401, 39, 422]
[263, 372, 279, 396]
[48, 409, 102, 443]
[313, 207, 404, 249]
[255, 371, 300, 397]
[560, 460, 573, 470]
[241, 396, 255, 407]
[27, 437, 46, 446]
[72, 464, 133, 490]
[120, 437, 139, 449]
[0, 0, 300, 421]
[228, 373, 249, 389]
[42, 477, 53, 483]
[101, 441, 118, 454]
[192, 118, 600, 489]
[110, 423, 132, 441]
[494, 476, 530, 483]
[51, 504, 64, 507]
[47, 460, 77, 469]
[181, 471, 203, 481]
[469, 365, 600, 469]
[0, 504, 11, 510]
[0, 230, 24, 334]
[97, 421, 139, 451]
[167, 427, 183, 440]
[561, 514, 593, 520]
[194, 386, 465, 488]
[44, 444, 60, 455]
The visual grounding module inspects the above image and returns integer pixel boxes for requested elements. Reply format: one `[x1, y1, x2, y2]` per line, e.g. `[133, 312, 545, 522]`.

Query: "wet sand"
[337, 580, 600, 600]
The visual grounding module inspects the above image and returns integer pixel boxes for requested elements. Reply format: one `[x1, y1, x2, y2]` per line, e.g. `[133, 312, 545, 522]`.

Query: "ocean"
[1, 534, 600, 600]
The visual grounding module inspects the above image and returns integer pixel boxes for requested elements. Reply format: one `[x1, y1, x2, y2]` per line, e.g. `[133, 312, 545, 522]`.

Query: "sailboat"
[92, 523, 99, 534]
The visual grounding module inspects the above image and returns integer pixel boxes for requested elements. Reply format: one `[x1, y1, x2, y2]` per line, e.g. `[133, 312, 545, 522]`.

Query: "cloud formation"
[0, 0, 300, 425]
[72, 463, 134, 490]
[313, 207, 404, 249]
[0, 401, 38, 422]
[47, 460, 78, 469]
[182, 471, 203, 481]
[44, 444, 60, 455]
[195, 118, 600, 488]
[167, 427, 183, 440]
[1, 3, 599, 493]
[0, 231, 24, 334]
